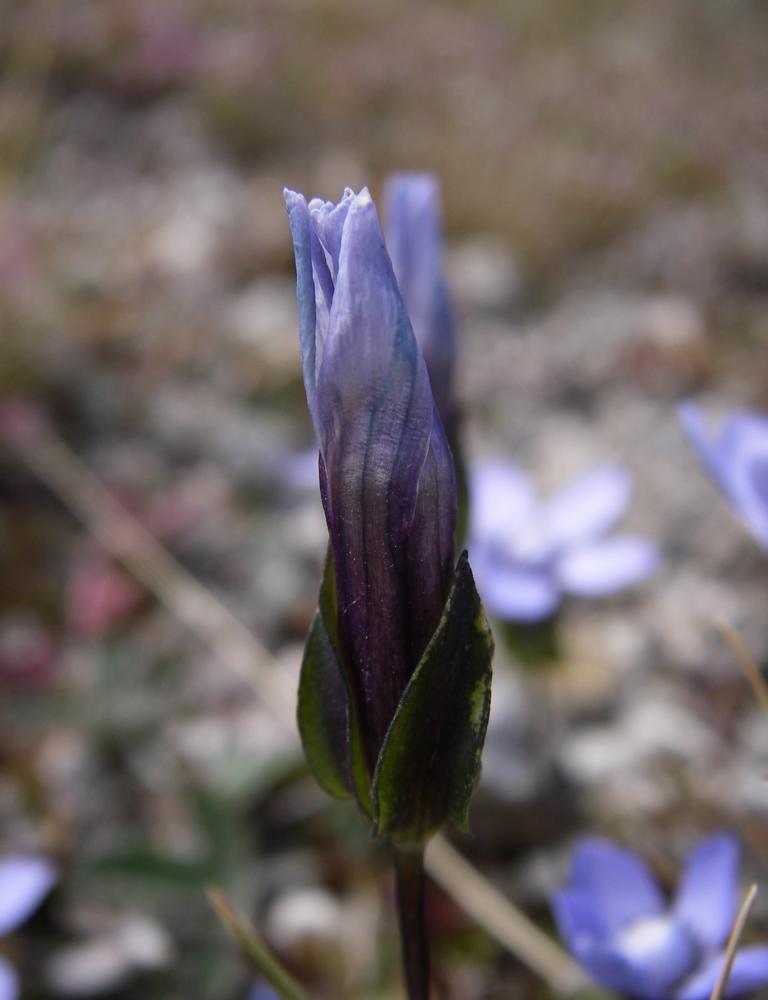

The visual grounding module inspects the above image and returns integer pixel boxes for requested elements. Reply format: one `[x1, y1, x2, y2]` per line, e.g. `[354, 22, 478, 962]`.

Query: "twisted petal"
[0, 959, 19, 1000]
[0, 856, 57, 936]
[383, 173, 456, 422]
[402, 410, 457, 664]
[469, 545, 559, 622]
[542, 464, 633, 550]
[675, 946, 768, 1000]
[285, 189, 322, 436]
[568, 838, 665, 934]
[673, 833, 740, 952]
[316, 190, 454, 757]
[556, 536, 659, 597]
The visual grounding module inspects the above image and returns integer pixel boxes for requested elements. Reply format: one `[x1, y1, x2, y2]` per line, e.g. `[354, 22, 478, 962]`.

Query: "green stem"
[393, 847, 430, 1000]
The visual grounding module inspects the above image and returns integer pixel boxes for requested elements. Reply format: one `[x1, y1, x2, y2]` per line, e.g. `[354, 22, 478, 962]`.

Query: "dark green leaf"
[297, 607, 352, 800]
[298, 551, 373, 813]
[88, 847, 213, 887]
[372, 552, 493, 846]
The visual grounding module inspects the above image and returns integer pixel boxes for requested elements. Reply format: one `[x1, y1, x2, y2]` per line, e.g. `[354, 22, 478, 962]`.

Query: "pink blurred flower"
[66, 553, 142, 638]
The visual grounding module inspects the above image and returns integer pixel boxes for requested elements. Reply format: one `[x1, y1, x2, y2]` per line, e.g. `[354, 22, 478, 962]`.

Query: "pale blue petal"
[469, 461, 537, 550]
[470, 546, 559, 622]
[556, 536, 659, 597]
[0, 856, 57, 936]
[551, 888, 608, 952]
[571, 938, 668, 1000]
[541, 464, 632, 550]
[0, 959, 19, 1000]
[613, 915, 698, 994]
[719, 414, 768, 549]
[675, 946, 768, 1000]
[383, 172, 456, 423]
[284, 189, 322, 438]
[679, 403, 768, 550]
[673, 833, 740, 952]
[568, 839, 665, 933]
[678, 402, 731, 490]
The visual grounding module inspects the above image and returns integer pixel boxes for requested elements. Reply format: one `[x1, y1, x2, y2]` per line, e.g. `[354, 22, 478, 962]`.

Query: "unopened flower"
[0, 855, 57, 1000]
[679, 402, 768, 550]
[383, 173, 457, 432]
[469, 461, 658, 622]
[285, 186, 492, 848]
[553, 834, 768, 1000]
[285, 185, 457, 764]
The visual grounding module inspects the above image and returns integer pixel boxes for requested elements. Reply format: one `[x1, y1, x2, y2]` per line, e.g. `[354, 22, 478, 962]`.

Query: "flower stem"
[393, 846, 430, 1000]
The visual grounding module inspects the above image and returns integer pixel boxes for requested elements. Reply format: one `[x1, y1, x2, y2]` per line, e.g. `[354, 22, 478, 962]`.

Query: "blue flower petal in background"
[679, 402, 768, 550]
[383, 172, 457, 430]
[470, 462, 537, 551]
[469, 459, 657, 622]
[0, 958, 19, 1000]
[568, 838, 665, 933]
[470, 547, 559, 622]
[540, 464, 632, 551]
[673, 833, 739, 953]
[676, 946, 768, 1000]
[553, 834, 768, 1000]
[0, 855, 57, 937]
[556, 536, 660, 597]
[247, 983, 280, 1000]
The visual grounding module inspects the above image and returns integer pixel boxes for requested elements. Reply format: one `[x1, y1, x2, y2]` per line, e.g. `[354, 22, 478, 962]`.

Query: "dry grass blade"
[6, 414, 585, 996]
[709, 883, 758, 1000]
[715, 621, 768, 717]
[207, 888, 309, 1000]
[426, 836, 588, 995]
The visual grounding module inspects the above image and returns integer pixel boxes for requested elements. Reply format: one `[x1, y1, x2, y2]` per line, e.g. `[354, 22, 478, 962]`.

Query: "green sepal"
[297, 551, 373, 814]
[371, 551, 494, 847]
[297, 606, 352, 800]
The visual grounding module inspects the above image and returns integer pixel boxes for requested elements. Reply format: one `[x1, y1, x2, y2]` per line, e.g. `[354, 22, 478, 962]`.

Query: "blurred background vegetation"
[2, 1, 768, 997]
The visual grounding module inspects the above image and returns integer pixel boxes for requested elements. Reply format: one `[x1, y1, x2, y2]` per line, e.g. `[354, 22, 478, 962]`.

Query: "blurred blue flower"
[284, 186, 456, 762]
[469, 461, 658, 622]
[679, 402, 768, 550]
[247, 984, 279, 1000]
[383, 173, 457, 431]
[0, 855, 57, 1000]
[553, 835, 768, 1000]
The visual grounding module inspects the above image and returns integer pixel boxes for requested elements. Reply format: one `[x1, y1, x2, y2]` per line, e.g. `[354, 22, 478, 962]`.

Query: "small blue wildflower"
[469, 461, 658, 622]
[0, 855, 57, 1000]
[679, 402, 768, 550]
[553, 835, 768, 1000]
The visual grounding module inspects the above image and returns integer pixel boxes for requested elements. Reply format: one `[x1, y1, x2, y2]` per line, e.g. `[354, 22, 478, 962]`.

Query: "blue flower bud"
[285, 186, 457, 763]
[383, 173, 457, 433]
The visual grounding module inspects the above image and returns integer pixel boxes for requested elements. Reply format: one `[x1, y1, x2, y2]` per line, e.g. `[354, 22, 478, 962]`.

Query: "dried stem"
[715, 620, 768, 717]
[709, 883, 758, 1000]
